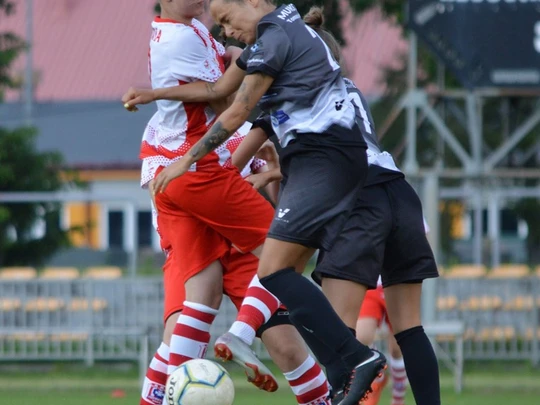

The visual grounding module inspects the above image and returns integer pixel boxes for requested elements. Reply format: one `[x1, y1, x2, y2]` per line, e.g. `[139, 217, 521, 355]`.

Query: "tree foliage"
[0, 1, 74, 266]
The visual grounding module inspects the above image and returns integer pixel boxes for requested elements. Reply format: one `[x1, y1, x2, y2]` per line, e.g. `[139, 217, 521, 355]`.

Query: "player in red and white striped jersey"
[131, 3, 331, 404]
[140, 128, 329, 405]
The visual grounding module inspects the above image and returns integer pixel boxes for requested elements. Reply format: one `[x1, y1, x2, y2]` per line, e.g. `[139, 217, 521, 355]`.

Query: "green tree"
[0, 1, 74, 267]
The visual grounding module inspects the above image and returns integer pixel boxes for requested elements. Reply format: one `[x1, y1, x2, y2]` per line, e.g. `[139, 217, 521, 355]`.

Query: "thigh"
[381, 179, 439, 287]
[159, 168, 274, 254]
[315, 185, 392, 288]
[269, 144, 368, 251]
[156, 204, 229, 286]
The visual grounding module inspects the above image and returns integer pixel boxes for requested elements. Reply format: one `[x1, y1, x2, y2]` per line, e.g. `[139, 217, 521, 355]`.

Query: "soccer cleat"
[361, 372, 388, 405]
[214, 331, 279, 392]
[332, 349, 387, 405]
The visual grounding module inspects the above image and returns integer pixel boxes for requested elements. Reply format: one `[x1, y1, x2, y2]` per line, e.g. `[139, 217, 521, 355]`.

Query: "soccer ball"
[165, 359, 235, 405]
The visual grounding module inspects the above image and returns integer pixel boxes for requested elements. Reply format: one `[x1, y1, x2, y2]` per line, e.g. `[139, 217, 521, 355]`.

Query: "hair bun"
[303, 6, 325, 29]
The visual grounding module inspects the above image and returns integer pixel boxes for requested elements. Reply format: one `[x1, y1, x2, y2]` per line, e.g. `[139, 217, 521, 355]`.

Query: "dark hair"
[303, 6, 344, 71]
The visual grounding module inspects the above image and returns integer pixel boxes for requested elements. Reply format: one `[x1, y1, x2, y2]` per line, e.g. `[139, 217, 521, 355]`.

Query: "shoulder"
[343, 77, 357, 90]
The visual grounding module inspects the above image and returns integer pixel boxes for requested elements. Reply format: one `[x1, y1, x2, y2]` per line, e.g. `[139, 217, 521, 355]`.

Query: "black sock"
[395, 326, 441, 405]
[295, 322, 349, 390]
[260, 268, 372, 369]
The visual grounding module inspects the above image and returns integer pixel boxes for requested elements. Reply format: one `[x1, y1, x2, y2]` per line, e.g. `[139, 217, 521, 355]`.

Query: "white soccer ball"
[165, 359, 235, 405]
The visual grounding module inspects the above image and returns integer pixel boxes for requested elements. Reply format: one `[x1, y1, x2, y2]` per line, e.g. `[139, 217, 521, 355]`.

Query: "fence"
[0, 275, 539, 378]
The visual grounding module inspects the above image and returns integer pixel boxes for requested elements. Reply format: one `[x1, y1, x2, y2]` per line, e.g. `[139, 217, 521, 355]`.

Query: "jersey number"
[348, 92, 373, 135]
[304, 25, 340, 71]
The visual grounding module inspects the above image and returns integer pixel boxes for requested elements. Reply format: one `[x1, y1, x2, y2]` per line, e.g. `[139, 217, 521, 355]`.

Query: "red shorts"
[156, 166, 273, 322]
[358, 286, 391, 329]
[156, 166, 273, 279]
[162, 246, 259, 322]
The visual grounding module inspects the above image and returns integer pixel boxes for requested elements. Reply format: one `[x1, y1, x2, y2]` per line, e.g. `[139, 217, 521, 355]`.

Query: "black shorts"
[268, 133, 368, 251]
[314, 177, 439, 288]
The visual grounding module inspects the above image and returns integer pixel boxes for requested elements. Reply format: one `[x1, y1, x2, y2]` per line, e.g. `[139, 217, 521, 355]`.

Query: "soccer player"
[142, 127, 330, 405]
[299, 8, 441, 405]
[135, 2, 332, 404]
[141, 2, 387, 405]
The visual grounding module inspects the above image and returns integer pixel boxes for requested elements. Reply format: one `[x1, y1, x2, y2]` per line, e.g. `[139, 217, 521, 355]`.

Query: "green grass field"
[1, 362, 539, 405]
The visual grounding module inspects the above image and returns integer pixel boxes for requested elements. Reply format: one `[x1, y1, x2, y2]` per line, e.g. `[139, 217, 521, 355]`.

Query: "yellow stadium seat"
[460, 295, 502, 311]
[50, 332, 89, 342]
[476, 326, 515, 341]
[0, 332, 46, 342]
[40, 267, 80, 280]
[0, 298, 22, 311]
[437, 295, 458, 311]
[503, 295, 534, 311]
[68, 298, 108, 311]
[524, 328, 540, 340]
[24, 298, 65, 311]
[444, 264, 487, 279]
[0, 267, 37, 280]
[488, 264, 530, 279]
[83, 266, 122, 279]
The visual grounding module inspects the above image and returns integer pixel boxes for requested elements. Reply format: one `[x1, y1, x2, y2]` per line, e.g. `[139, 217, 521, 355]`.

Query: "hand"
[223, 45, 243, 69]
[255, 140, 279, 164]
[122, 87, 156, 111]
[151, 160, 190, 194]
[246, 172, 272, 190]
[148, 179, 157, 206]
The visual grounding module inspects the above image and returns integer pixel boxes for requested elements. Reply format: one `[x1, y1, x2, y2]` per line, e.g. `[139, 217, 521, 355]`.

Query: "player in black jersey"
[145, 2, 386, 404]
[296, 8, 441, 405]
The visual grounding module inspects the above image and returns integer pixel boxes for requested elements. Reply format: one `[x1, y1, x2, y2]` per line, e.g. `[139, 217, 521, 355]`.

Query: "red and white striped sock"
[284, 355, 331, 405]
[229, 275, 281, 345]
[390, 355, 407, 405]
[168, 301, 218, 374]
[140, 342, 169, 405]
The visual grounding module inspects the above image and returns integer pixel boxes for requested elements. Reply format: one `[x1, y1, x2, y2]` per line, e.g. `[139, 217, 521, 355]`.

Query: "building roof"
[1, 0, 405, 101]
[0, 2, 406, 169]
[0, 101, 155, 169]
[2, 0, 156, 102]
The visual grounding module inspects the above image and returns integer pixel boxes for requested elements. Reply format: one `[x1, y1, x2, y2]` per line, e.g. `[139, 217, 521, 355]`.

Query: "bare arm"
[152, 72, 275, 193]
[122, 63, 246, 108]
[231, 128, 269, 172]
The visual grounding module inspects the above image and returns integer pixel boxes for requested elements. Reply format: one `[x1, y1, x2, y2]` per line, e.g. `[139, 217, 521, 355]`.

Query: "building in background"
[0, 0, 406, 263]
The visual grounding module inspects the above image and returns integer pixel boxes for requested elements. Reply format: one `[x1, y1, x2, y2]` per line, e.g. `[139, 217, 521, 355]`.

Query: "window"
[108, 210, 124, 248]
[138, 211, 153, 247]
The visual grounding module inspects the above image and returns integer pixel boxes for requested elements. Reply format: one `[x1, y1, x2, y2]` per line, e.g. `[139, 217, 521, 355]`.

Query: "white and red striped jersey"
[140, 17, 229, 186]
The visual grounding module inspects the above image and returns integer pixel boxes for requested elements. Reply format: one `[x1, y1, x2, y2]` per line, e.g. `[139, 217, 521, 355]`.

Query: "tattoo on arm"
[189, 121, 232, 160]
[189, 73, 271, 162]
[236, 73, 264, 112]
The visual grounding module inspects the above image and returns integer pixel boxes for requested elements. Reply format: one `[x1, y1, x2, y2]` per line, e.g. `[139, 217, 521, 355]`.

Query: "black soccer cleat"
[332, 349, 387, 405]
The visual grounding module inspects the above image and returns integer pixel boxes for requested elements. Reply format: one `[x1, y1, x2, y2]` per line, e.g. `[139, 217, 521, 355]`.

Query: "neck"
[260, 3, 276, 15]
[160, 9, 192, 25]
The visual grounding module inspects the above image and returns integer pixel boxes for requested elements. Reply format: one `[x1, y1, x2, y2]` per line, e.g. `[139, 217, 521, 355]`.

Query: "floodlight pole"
[403, 32, 419, 174]
[24, 0, 34, 125]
